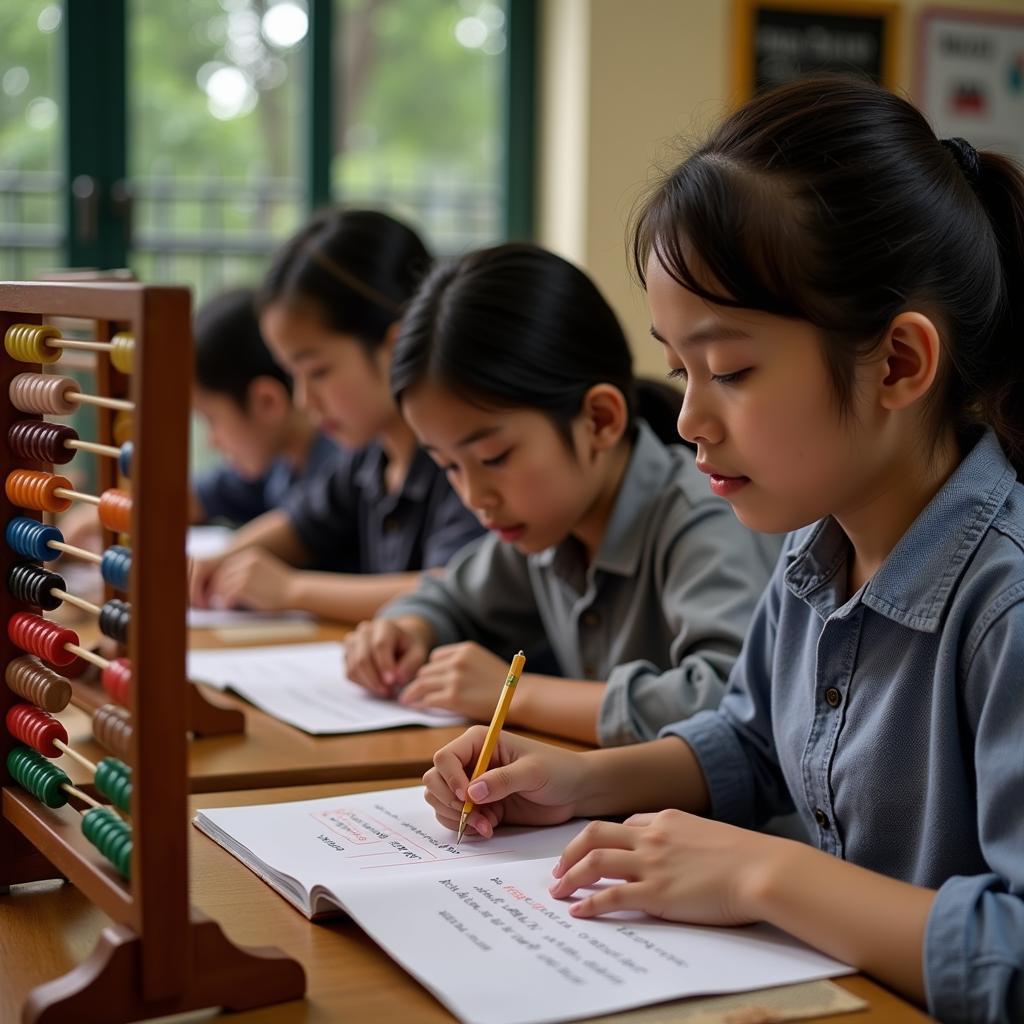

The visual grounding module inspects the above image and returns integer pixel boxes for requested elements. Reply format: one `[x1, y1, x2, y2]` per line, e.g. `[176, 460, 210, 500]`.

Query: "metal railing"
[1, 169, 502, 297]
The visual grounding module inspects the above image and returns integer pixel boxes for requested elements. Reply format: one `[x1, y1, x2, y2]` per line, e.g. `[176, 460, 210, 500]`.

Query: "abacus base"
[23, 910, 306, 1023]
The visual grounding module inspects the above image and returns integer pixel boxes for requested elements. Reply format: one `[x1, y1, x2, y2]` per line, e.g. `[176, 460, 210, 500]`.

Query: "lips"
[483, 522, 526, 543]
[696, 460, 750, 498]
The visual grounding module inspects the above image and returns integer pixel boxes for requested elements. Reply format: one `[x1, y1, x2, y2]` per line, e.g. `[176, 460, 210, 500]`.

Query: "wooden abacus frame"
[0, 283, 305, 1022]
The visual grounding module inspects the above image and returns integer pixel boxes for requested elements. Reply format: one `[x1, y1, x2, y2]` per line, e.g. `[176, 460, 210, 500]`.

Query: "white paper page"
[187, 607, 314, 630]
[186, 525, 235, 559]
[195, 786, 584, 902]
[340, 859, 853, 1024]
[186, 642, 465, 734]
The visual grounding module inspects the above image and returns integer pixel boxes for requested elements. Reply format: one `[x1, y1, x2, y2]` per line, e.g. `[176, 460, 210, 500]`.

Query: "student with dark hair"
[344, 242, 777, 745]
[189, 209, 483, 621]
[423, 78, 1024, 1023]
[191, 287, 337, 526]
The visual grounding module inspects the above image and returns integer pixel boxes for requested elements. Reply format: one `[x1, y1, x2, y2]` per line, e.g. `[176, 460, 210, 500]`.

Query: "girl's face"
[193, 384, 284, 480]
[647, 255, 881, 534]
[401, 380, 607, 555]
[260, 301, 394, 449]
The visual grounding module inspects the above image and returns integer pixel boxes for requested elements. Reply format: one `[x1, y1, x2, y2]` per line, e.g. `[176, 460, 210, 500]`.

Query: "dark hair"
[632, 75, 1024, 475]
[391, 243, 636, 445]
[258, 207, 433, 350]
[194, 287, 290, 408]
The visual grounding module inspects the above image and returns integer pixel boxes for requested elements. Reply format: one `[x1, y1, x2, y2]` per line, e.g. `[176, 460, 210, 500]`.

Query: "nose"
[291, 374, 311, 412]
[461, 466, 498, 514]
[676, 382, 722, 447]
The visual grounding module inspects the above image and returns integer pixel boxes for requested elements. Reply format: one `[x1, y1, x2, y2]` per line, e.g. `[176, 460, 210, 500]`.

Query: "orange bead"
[5, 469, 72, 513]
[98, 489, 132, 533]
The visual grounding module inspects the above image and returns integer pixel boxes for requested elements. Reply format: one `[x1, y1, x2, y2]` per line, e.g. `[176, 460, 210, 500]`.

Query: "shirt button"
[583, 663, 597, 678]
[813, 808, 831, 830]
[825, 687, 842, 708]
[581, 611, 601, 628]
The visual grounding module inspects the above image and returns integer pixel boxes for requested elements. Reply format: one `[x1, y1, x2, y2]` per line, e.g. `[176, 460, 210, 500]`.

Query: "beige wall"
[536, 0, 1024, 378]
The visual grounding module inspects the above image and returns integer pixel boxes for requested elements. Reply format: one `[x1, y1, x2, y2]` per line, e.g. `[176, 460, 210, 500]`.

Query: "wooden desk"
[0, 780, 933, 1023]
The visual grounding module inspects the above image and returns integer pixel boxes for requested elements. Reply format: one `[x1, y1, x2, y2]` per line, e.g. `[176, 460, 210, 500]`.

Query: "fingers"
[564, 880, 649, 919]
[430, 726, 489, 802]
[551, 821, 640, 880]
[548, 847, 638, 900]
[344, 622, 398, 697]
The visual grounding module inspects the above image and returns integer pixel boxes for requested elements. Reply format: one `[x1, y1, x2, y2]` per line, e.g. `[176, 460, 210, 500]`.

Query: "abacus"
[0, 283, 304, 1021]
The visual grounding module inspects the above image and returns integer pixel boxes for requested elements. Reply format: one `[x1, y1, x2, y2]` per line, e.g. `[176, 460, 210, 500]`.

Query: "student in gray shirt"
[344, 244, 777, 745]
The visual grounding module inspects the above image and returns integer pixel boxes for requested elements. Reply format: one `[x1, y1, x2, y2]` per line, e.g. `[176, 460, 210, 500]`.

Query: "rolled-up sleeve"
[658, 546, 795, 826]
[924, 597, 1024, 1024]
[380, 533, 550, 658]
[598, 505, 780, 745]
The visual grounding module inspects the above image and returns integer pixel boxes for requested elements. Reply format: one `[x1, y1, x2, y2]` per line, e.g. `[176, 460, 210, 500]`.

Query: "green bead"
[94, 758, 132, 813]
[81, 807, 133, 879]
[6, 746, 69, 808]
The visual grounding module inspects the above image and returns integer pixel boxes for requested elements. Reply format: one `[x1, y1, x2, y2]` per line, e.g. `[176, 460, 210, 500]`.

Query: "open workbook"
[186, 641, 465, 734]
[194, 786, 852, 1024]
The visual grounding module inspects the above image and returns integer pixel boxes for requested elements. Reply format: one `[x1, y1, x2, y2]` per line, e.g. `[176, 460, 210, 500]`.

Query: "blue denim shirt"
[662, 430, 1024, 1024]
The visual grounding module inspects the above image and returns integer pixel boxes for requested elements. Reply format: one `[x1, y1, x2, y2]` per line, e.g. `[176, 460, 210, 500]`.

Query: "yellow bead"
[110, 332, 134, 374]
[5, 323, 61, 364]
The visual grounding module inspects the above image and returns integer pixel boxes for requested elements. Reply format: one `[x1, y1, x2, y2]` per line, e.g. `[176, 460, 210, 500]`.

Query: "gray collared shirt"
[663, 430, 1024, 1024]
[382, 422, 779, 745]
[284, 441, 484, 574]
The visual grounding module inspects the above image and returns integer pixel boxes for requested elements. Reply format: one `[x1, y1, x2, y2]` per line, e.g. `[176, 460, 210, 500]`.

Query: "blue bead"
[100, 545, 132, 592]
[5, 516, 62, 562]
[118, 441, 133, 479]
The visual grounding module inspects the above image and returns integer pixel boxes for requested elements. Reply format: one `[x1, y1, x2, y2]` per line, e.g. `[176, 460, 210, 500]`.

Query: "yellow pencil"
[456, 650, 526, 846]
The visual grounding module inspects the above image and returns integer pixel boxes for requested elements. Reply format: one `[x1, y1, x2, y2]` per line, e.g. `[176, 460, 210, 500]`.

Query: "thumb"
[466, 757, 542, 805]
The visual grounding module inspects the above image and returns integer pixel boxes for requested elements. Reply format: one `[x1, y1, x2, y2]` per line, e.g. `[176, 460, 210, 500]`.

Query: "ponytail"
[976, 152, 1024, 476]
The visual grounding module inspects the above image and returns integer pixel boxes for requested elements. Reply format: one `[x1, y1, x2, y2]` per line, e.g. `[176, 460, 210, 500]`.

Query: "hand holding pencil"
[457, 650, 526, 844]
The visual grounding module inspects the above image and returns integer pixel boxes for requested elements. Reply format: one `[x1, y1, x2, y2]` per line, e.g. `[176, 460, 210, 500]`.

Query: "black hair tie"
[941, 137, 982, 185]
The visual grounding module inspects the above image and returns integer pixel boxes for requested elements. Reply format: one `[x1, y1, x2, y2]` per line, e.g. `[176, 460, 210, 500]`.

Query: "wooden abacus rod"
[6, 516, 132, 589]
[68, 438, 122, 458]
[9, 371, 134, 415]
[51, 587, 101, 616]
[54, 738, 98, 774]
[68, 390, 134, 412]
[67, 643, 114, 671]
[65, 782, 104, 810]
[50, 541, 102, 564]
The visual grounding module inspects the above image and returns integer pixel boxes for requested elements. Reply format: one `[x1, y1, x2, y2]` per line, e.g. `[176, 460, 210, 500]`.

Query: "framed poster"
[916, 7, 1024, 161]
[732, 0, 901, 97]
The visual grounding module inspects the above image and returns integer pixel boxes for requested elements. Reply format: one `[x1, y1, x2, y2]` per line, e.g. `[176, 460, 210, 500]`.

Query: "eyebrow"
[650, 324, 752, 346]
[423, 425, 503, 453]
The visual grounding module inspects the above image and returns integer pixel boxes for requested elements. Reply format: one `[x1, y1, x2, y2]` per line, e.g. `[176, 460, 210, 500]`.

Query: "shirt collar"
[785, 430, 1018, 631]
[353, 442, 435, 503]
[534, 422, 676, 578]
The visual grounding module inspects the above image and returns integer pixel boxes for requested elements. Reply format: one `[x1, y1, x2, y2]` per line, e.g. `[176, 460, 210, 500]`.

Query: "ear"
[577, 384, 629, 454]
[244, 376, 291, 422]
[876, 312, 943, 413]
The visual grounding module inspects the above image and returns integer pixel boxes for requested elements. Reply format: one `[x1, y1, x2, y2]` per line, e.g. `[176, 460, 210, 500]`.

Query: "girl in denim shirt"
[423, 78, 1024, 1023]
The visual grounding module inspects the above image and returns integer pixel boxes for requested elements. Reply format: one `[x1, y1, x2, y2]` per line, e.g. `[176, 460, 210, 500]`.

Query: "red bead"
[101, 658, 132, 707]
[5, 703, 68, 757]
[8, 611, 78, 666]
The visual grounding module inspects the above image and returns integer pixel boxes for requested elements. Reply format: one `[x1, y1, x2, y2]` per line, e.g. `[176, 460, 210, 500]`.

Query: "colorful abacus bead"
[101, 545, 132, 591]
[5, 516, 62, 562]
[94, 758, 132, 813]
[6, 747, 69, 808]
[98, 489, 132, 533]
[5, 468, 73, 513]
[4, 323, 61, 364]
[112, 411, 132, 446]
[10, 372, 78, 415]
[7, 563, 65, 611]
[92, 703, 132, 758]
[110, 332, 134, 374]
[118, 439, 133, 478]
[6, 702, 68, 757]
[81, 806, 132, 878]
[99, 599, 131, 644]
[8, 611, 78, 666]
[8, 420, 78, 464]
[101, 657, 132, 706]
[5, 655, 72, 712]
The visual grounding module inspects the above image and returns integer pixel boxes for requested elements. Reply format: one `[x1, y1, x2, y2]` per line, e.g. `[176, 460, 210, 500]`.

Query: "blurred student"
[192, 287, 338, 526]
[188, 209, 484, 622]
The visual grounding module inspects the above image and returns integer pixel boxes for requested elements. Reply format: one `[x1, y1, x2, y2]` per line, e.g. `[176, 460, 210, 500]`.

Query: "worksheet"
[187, 642, 465, 734]
[195, 786, 852, 1024]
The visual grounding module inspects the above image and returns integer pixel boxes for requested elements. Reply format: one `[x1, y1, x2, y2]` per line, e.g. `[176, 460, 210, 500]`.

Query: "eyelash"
[439, 450, 512, 474]
[665, 368, 749, 385]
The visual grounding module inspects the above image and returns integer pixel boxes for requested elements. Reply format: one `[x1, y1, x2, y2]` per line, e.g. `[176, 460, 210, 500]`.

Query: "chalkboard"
[733, 2, 900, 97]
